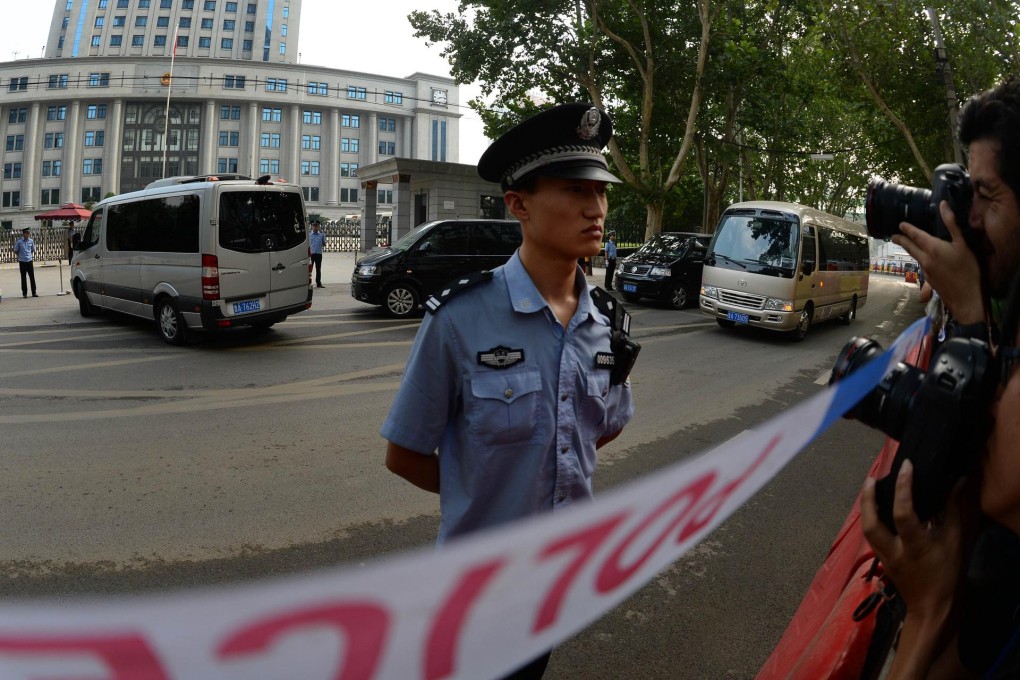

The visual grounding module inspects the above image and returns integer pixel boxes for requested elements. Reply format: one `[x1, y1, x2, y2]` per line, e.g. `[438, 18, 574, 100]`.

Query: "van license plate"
[727, 311, 749, 324]
[623, 284, 637, 293]
[233, 299, 261, 314]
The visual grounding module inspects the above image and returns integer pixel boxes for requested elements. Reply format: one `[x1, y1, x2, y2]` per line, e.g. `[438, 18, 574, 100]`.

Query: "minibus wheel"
[841, 297, 857, 325]
[791, 306, 812, 341]
[74, 280, 95, 317]
[156, 298, 187, 346]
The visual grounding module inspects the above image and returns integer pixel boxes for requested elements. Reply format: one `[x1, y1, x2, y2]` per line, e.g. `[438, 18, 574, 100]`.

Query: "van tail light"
[202, 253, 220, 300]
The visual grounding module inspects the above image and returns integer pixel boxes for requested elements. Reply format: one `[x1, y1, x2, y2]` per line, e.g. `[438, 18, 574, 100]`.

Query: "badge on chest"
[477, 346, 525, 369]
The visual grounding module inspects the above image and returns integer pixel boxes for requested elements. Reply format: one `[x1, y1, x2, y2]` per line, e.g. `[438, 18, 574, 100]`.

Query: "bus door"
[796, 225, 818, 312]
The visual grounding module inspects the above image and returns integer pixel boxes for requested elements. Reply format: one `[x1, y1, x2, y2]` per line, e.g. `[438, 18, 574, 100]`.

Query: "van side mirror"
[802, 261, 815, 276]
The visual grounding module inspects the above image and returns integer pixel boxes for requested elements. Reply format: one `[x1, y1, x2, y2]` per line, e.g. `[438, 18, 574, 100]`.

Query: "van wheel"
[74, 280, 96, 317]
[791, 306, 812, 342]
[666, 284, 689, 310]
[841, 297, 857, 325]
[716, 319, 735, 329]
[383, 283, 420, 318]
[156, 298, 188, 346]
[622, 292, 641, 303]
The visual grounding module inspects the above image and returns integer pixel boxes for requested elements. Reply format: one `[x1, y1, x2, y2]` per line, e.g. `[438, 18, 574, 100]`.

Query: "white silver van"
[70, 174, 312, 344]
[699, 201, 869, 341]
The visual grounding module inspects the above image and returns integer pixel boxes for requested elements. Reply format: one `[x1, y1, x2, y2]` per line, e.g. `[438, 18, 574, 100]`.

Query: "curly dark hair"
[959, 77, 1020, 201]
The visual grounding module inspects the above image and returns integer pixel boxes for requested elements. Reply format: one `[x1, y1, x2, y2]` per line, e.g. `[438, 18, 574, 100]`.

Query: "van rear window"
[219, 191, 306, 253]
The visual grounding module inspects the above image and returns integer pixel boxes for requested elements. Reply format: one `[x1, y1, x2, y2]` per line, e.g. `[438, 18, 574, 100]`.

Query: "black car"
[351, 219, 522, 317]
[614, 232, 711, 309]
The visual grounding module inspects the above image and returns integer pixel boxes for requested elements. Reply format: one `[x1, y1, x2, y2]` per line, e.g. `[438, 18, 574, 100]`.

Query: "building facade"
[1, 0, 462, 232]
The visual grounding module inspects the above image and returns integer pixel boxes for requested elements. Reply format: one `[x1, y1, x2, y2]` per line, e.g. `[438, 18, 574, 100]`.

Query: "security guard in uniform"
[381, 102, 635, 679]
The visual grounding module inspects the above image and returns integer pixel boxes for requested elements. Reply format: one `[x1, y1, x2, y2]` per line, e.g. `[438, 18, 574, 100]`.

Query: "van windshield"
[709, 213, 799, 277]
[391, 222, 435, 252]
[219, 191, 306, 253]
[636, 233, 697, 259]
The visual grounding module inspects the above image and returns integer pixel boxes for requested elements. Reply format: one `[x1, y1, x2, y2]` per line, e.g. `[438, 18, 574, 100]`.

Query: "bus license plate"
[623, 283, 637, 293]
[233, 299, 261, 314]
[727, 311, 749, 324]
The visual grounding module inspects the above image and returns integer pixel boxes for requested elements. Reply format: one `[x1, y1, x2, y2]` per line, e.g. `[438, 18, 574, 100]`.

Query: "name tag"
[594, 352, 615, 370]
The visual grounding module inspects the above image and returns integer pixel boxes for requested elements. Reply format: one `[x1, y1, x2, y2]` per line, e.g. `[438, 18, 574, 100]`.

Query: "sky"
[0, 0, 490, 164]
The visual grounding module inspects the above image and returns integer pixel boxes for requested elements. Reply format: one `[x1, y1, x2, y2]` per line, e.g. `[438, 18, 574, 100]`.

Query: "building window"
[261, 107, 282, 122]
[84, 131, 106, 146]
[5, 135, 24, 151]
[201, 17, 213, 28]
[182, 0, 193, 6]
[138, 0, 151, 7]
[341, 137, 359, 153]
[110, 35, 123, 46]
[279, 42, 286, 55]
[3, 163, 22, 179]
[221, 38, 233, 49]
[259, 133, 281, 148]
[384, 91, 403, 105]
[161, 0, 172, 6]
[113, 15, 126, 26]
[266, 78, 287, 92]
[83, 159, 104, 174]
[341, 114, 360, 128]
[258, 158, 280, 174]
[217, 157, 238, 173]
[135, 16, 148, 26]
[177, 35, 189, 48]
[41, 188, 61, 205]
[91, 35, 102, 47]
[223, 19, 235, 30]
[7, 76, 28, 92]
[378, 141, 395, 155]
[98, 0, 108, 7]
[340, 188, 358, 203]
[42, 160, 63, 177]
[179, 17, 191, 27]
[377, 189, 393, 204]
[302, 187, 320, 203]
[242, 39, 252, 50]
[44, 132, 65, 149]
[218, 131, 239, 146]
[307, 81, 328, 96]
[199, 36, 211, 48]
[346, 85, 367, 100]
[302, 110, 321, 125]
[95, 16, 105, 27]
[203, 0, 215, 9]
[2, 191, 21, 208]
[340, 163, 358, 177]
[246, 2, 255, 12]
[47, 106, 68, 121]
[132, 34, 145, 46]
[88, 72, 111, 87]
[157, 16, 170, 27]
[379, 117, 397, 132]
[223, 74, 246, 89]
[244, 20, 254, 31]
[82, 187, 102, 203]
[48, 74, 69, 89]
[154, 35, 167, 47]
[86, 104, 108, 119]
[117, 0, 128, 6]
[225, 0, 236, 9]
[8, 108, 27, 124]
[220, 105, 241, 119]
[301, 135, 320, 150]
[281, 23, 287, 37]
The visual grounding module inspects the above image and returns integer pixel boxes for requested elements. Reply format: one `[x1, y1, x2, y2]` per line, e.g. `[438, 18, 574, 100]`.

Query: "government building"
[0, 0, 500, 239]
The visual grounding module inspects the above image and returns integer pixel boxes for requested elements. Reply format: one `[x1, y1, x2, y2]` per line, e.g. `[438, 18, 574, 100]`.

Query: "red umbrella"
[34, 202, 93, 222]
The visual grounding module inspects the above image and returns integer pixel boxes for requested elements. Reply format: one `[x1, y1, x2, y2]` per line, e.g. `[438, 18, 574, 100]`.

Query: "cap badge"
[577, 108, 601, 141]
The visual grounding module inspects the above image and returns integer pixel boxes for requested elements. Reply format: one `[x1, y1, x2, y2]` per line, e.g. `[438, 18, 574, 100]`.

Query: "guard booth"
[355, 158, 505, 252]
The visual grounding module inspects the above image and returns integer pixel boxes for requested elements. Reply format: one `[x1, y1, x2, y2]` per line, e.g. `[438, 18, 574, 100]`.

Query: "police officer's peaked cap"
[21, 227, 30, 233]
[477, 103, 622, 189]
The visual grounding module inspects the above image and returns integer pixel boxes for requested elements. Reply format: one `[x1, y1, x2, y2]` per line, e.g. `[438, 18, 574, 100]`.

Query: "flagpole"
[161, 26, 179, 178]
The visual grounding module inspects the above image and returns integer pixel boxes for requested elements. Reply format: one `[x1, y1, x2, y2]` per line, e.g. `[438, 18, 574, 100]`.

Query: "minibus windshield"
[709, 214, 799, 276]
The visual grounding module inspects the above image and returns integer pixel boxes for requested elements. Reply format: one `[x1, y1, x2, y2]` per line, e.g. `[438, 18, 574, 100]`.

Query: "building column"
[106, 99, 124, 193]
[393, 173, 411, 241]
[324, 108, 338, 205]
[288, 104, 300, 182]
[366, 112, 378, 164]
[21, 103, 41, 210]
[201, 100, 216, 175]
[403, 115, 413, 160]
[247, 101, 260, 176]
[360, 179, 377, 253]
[61, 102, 80, 205]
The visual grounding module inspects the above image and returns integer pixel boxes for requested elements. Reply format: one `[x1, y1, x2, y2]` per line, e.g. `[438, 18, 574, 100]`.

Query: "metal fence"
[2, 220, 391, 264]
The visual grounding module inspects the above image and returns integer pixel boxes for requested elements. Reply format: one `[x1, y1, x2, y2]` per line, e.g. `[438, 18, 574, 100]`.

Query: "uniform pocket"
[468, 368, 543, 446]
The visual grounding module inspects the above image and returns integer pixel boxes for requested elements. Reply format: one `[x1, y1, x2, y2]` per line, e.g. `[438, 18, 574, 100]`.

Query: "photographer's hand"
[861, 460, 973, 678]
[893, 201, 984, 325]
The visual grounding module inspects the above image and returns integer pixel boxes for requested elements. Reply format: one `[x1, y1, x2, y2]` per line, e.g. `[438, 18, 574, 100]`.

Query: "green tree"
[410, 0, 715, 239]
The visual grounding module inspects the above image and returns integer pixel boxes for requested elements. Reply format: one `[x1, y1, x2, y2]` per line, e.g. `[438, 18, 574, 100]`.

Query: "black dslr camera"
[829, 335, 995, 531]
[865, 163, 972, 241]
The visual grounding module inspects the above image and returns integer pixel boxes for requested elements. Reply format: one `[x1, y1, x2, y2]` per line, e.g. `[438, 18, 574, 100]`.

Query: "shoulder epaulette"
[589, 286, 632, 335]
[425, 270, 495, 314]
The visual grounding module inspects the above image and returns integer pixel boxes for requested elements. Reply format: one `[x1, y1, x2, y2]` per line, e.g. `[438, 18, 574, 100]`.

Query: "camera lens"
[865, 179, 935, 239]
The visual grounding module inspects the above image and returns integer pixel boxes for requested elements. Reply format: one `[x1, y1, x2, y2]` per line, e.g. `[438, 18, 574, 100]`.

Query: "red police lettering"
[217, 602, 389, 680]
[531, 513, 629, 634]
[595, 473, 715, 593]
[425, 559, 506, 680]
[0, 634, 169, 679]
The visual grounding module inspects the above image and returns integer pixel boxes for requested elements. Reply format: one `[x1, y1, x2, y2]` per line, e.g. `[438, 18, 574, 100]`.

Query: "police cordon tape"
[0, 318, 930, 680]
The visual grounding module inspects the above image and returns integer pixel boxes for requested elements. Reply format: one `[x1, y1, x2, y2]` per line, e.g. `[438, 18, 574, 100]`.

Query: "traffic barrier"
[0, 318, 930, 679]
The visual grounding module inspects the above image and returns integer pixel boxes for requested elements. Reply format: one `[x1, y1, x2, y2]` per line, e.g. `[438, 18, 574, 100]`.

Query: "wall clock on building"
[431, 88, 448, 105]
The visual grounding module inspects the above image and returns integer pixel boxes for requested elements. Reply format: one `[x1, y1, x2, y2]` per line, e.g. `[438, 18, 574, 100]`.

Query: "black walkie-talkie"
[590, 287, 640, 385]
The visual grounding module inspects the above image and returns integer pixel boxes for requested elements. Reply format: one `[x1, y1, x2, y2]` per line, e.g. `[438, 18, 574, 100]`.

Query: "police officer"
[14, 227, 38, 298]
[309, 220, 325, 288]
[381, 103, 634, 679]
[604, 230, 618, 290]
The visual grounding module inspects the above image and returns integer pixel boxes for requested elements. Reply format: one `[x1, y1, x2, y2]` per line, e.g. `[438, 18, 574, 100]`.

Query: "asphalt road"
[0, 270, 924, 678]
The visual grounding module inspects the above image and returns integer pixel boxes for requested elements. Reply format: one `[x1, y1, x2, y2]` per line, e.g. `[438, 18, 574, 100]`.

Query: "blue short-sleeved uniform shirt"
[605, 240, 617, 260]
[14, 237, 35, 263]
[381, 251, 634, 544]
[309, 229, 325, 255]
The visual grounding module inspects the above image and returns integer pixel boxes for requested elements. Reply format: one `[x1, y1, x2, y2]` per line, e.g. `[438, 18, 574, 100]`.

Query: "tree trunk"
[644, 200, 664, 241]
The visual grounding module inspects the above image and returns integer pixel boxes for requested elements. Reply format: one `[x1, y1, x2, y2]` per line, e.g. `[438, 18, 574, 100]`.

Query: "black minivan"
[615, 231, 711, 309]
[351, 219, 522, 317]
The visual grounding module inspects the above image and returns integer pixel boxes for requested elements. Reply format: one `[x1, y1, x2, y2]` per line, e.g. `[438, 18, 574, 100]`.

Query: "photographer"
[861, 78, 1020, 678]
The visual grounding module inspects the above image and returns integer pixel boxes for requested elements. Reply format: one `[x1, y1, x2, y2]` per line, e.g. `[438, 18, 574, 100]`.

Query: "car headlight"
[701, 285, 718, 299]
[765, 298, 794, 312]
[649, 267, 669, 277]
[356, 264, 378, 277]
